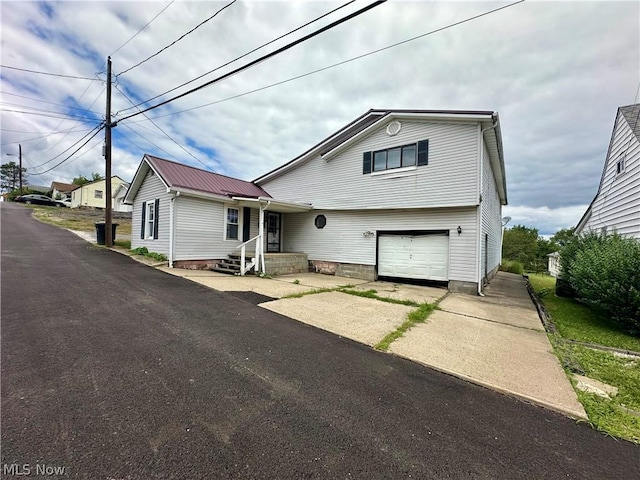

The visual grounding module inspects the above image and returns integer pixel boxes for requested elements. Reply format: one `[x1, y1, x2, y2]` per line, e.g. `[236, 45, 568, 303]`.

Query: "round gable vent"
[386, 120, 402, 136]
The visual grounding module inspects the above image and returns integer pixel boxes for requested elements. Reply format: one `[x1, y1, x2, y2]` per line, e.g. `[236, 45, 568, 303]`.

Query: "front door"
[265, 212, 281, 253]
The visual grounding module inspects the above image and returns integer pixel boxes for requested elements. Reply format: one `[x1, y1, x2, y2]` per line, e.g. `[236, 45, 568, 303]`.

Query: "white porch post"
[258, 204, 265, 274]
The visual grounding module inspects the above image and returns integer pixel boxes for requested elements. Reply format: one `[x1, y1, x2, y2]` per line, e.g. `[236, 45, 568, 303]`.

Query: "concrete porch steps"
[211, 253, 253, 276]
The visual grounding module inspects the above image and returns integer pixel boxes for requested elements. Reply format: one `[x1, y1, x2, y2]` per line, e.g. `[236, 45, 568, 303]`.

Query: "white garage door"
[378, 234, 449, 281]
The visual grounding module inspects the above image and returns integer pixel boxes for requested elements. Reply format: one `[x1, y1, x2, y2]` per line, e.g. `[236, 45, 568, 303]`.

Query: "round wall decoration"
[386, 120, 402, 136]
[314, 215, 327, 229]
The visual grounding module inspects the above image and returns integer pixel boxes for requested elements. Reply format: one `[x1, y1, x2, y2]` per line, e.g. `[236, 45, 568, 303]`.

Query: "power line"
[0, 101, 101, 118]
[1, 108, 100, 122]
[122, 0, 524, 125]
[117, 0, 387, 123]
[29, 124, 105, 170]
[117, 0, 237, 77]
[40, 86, 106, 155]
[114, 84, 211, 169]
[115, 0, 356, 114]
[0, 91, 102, 114]
[28, 126, 105, 176]
[0, 64, 97, 81]
[110, 0, 176, 57]
[0, 125, 100, 146]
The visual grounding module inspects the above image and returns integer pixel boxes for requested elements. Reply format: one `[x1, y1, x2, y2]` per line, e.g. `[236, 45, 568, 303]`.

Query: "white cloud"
[503, 204, 588, 236]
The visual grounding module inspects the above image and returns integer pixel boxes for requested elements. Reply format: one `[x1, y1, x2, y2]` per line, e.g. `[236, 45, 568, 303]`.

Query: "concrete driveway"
[158, 267, 583, 418]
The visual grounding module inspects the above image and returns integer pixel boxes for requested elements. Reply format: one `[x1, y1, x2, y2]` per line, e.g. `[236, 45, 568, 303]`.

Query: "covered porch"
[231, 196, 312, 276]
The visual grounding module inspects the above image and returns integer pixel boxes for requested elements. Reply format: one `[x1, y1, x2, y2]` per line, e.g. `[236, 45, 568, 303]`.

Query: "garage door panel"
[378, 234, 449, 281]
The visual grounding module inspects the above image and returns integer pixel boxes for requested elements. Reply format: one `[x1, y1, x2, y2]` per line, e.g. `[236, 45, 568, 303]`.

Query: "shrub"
[500, 259, 524, 275]
[131, 246, 149, 256]
[130, 246, 167, 262]
[569, 234, 640, 335]
[556, 232, 606, 297]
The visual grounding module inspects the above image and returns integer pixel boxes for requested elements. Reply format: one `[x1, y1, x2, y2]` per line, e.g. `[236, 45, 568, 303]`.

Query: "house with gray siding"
[575, 104, 640, 238]
[125, 108, 507, 294]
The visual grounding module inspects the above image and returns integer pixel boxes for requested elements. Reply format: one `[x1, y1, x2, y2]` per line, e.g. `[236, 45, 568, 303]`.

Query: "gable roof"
[124, 155, 269, 204]
[575, 103, 640, 233]
[619, 103, 640, 142]
[51, 181, 75, 192]
[254, 108, 506, 204]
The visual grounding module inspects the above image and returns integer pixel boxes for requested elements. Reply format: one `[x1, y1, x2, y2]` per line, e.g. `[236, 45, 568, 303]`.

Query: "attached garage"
[377, 233, 449, 281]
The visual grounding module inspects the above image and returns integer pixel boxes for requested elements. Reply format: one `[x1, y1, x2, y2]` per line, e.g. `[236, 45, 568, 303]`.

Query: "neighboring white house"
[50, 181, 75, 200]
[547, 252, 560, 277]
[125, 108, 507, 294]
[575, 104, 640, 238]
[113, 182, 133, 213]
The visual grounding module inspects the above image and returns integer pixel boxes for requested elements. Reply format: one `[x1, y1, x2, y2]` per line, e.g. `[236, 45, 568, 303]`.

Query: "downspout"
[477, 114, 499, 296]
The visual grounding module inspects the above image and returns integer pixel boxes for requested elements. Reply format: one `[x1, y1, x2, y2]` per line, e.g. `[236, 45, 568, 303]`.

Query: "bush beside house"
[559, 233, 640, 335]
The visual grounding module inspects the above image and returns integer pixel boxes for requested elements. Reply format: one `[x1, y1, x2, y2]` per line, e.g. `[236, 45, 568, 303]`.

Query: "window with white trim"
[146, 202, 155, 239]
[363, 139, 429, 174]
[226, 207, 239, 240]
[616, 156, 625, 175]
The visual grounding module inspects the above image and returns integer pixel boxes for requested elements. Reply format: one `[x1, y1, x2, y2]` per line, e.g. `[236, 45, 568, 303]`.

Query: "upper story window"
[95, 190, 103, 199]
[226, 207, 239, 240]
[363, 139, 429, 174]
[616, 156, 625, 175]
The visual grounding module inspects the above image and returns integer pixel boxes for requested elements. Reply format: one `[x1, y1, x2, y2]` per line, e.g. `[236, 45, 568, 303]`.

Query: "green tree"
[72, 175, 89, 186]
[502, 225, 539, 269]
[1, 161, 28, 192]
[550, 227, 575, 247]
[73, 172, 104, 186]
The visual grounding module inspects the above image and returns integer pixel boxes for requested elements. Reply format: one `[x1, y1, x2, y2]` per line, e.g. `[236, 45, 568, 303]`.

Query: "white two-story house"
[125, 109, 507, 294]
[575, 104, 640, 238]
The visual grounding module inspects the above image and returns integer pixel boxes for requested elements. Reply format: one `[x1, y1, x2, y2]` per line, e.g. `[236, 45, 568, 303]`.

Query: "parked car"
[14, 194, 66, 207]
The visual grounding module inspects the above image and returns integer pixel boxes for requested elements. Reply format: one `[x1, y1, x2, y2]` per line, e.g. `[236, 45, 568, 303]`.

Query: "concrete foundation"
[449, 280, 479, 295]
[264, 253, 308, 276]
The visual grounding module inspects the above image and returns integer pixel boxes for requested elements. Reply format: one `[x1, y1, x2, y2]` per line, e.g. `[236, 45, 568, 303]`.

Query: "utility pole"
[18, 143, 22, 194]
[104, 56, 113, 247]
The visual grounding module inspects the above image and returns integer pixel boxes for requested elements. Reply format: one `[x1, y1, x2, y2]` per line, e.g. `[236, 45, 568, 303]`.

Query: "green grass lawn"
[528, 273, 640, 444]
[528, 274, 640, 352]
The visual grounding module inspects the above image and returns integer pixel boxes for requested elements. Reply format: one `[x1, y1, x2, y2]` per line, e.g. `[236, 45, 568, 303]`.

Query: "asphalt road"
[1, 203, 638, 479]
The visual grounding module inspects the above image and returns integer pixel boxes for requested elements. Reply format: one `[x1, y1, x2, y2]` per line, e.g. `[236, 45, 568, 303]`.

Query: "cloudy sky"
[1, 0, 638, 234]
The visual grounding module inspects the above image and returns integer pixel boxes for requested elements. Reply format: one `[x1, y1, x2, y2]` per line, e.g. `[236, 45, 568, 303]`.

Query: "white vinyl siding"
[281, 208, 478, 283]
[260, 120, 480, 209]
[579, 111, 640, 237]
[131, 171, 171, 254]
[173, 198, 261, 260]
[480, 140, 503, 280]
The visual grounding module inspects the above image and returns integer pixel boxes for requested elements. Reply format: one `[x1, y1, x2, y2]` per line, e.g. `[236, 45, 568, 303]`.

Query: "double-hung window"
[226, 207, 239, 240]
[140, 199, 159, 240]
[363, 139, 428, 174]
[95, 190, 103, 199]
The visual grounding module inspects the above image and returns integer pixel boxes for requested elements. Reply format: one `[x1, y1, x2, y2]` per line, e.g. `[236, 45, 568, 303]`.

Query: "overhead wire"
[110, 0, 176, 57]
[0, 91, 102, 115]
[117, 0, 237, 77]
[116, 0, 387, 123]
[114, 84, 211, 169]
[0, 125, 101, 146]
[115, 0, 357, 114]
[121, 0, 524, 125]
[0, 65, 97, 81]
[1, 109, 100, 122]
[28, 126, 105, 176]
[28, 123, 105, 170]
